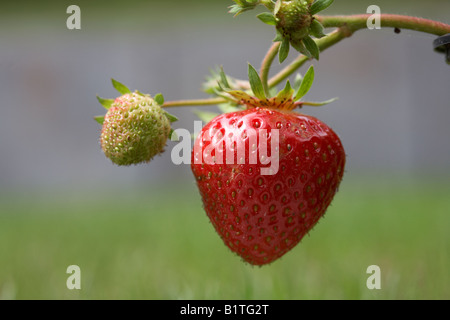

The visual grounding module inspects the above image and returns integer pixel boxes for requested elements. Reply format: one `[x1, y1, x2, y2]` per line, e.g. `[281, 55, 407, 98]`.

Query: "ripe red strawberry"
[192, 65, 345, 265]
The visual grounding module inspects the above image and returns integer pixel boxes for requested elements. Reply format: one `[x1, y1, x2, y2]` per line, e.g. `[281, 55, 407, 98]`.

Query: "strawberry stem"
[269, 29, 343, 88]
[268, 14, 450, 88]
[318, 14, 450, 36]
[160, 14, 450, 109]
[260, 42, 281, 97]
[162, 97, 226, 108]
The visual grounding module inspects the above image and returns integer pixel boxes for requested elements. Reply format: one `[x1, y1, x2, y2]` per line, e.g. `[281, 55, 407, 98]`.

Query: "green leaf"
[294, 65, 315, 100]
[169, 128, 178, 141]
[274, 0, 282, 15]
[279, 38, 290, 63]
[154, 93, 164, 106]
[228, 0, 259, 16]
[163, 110, 178, 123]
[193, 110, 219, 123]
[293, 73, 303, 91]
[248, 64, 266, 100]
[232, 0, 254, 5]
[226, 90, 253, 102]
[219, 66, 231, 89]
[96, 96, 114, 110]
[273, 30, 284, 42]
[94, 115, 105, 125]
[310, 0, 334, 15]
[276, 80, 294, 101]
[291, 40, 312, 58]
[257, 12, 277, 26]
[303, 36, 320, 60]
[211, 88, 237, 102]
[301, 97, 338, 106]
[310, 19, 326, 38]
[111, 79, 131, 95]
[228, 4, 242, 16]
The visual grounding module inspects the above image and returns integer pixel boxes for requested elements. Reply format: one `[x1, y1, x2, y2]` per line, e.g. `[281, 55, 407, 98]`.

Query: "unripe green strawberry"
[251, 0, 334, 61]
[231, 0, 334, 60]
[100, 92, 171, 166]
[276, 0, 313, 42]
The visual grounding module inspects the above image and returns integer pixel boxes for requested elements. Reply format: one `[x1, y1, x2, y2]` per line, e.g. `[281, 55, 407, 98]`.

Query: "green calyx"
[233, 0, 335, 62]
[200, 64, 336, 120]
[229, 0, 261, 16]
[95, 79, 178, 166]
[273, 0, 334, 61]
[276, 0, 313, 40]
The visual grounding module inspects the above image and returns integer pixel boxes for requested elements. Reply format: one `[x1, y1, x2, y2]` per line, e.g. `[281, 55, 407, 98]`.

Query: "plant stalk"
[317, 14, 450, 36]
[162, 14, 450, 108]
[163, 97, 226, 108]
[260, 42, 281, 96]
[268, 14, 450, 88]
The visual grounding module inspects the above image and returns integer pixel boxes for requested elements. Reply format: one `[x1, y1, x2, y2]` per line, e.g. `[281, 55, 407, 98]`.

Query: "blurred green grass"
[0, 176, 449, 300]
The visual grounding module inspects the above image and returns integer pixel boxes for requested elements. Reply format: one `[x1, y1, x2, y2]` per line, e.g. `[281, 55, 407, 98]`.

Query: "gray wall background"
[0, 0, 449, 191]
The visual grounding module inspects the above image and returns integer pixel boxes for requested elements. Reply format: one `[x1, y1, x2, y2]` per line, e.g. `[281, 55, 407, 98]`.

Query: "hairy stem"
[163, 97, 226, 108]
[260, 42, 281, 96]
[260, 0, 275, 11]
[268, 14, 450, 88]
[161, 14, 450, 108]
[269, 29, 345, 88]
[318, 14, 450, 36]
